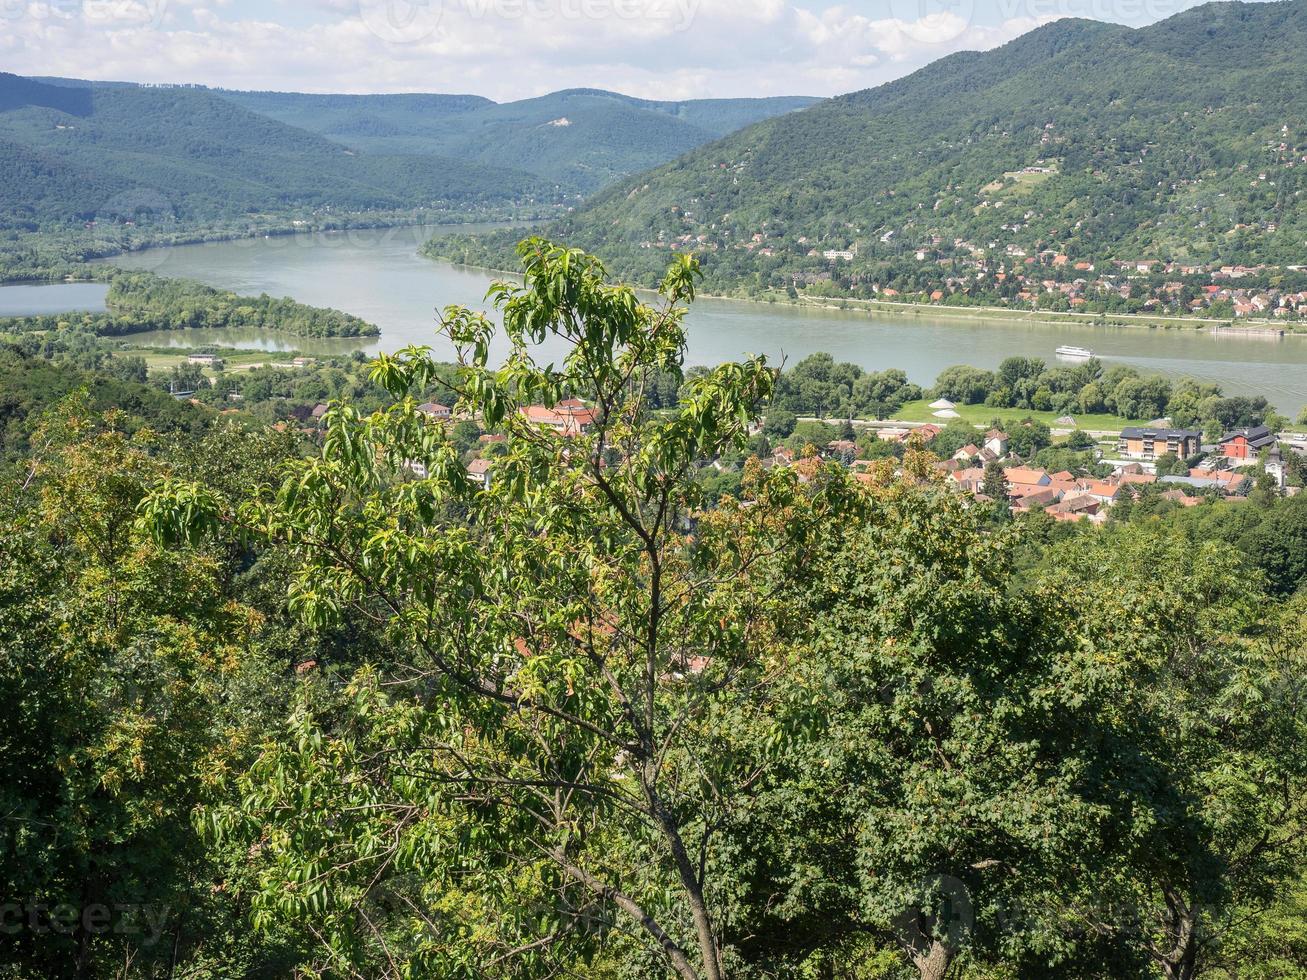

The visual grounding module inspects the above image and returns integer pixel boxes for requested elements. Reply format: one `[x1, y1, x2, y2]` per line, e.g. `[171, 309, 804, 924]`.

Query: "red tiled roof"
[522, 404, 596, 433]
[1050, 494, 1101, 514]
[1085, 481, 1124, 499]
[1014, 487, 1061, 509]
[1005, 467, 1051, 486]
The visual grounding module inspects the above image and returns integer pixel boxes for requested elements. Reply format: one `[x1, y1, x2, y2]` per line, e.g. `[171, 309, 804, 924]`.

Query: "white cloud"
[0, 0, 1222, 99]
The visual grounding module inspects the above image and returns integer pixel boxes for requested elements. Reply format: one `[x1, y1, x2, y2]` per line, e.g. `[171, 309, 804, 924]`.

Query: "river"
[0, 282, 110, 316]
[10, 224, 1304, 415]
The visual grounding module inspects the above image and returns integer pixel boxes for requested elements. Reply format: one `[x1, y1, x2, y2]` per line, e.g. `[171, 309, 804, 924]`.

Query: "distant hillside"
[0, 74, 553, 231]
[219, 87, 820, 194]
[472, 1, 1307, 289]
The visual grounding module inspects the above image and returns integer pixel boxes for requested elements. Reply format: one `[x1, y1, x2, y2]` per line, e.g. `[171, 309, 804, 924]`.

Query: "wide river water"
[6, 224, 1303, 415]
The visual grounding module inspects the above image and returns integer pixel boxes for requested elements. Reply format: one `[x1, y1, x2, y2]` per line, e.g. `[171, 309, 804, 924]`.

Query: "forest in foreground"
[1, 242, 1305, 980]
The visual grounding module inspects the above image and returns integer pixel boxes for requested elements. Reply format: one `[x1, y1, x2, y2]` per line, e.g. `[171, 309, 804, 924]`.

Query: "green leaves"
[136, 480, 225, 548]
[163, 239, 843, 978]
[660, 251, 703, 304]
[0, 407, 297, 977]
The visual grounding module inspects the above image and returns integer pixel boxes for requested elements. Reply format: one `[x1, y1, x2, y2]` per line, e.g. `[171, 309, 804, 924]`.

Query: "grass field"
[112, 347, 281, 375]
[893, 399, 1145, 433]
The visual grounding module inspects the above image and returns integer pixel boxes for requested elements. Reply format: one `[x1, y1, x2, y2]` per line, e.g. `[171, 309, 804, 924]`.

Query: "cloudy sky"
[0, 0, 1274, 101]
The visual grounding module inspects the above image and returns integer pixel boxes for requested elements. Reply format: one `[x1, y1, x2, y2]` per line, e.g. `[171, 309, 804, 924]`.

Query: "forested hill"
[499, 0, 1307, 288]
[0, 74, 552, 231]
[0, 346, 204, 461]
[217, 87, 820, 194]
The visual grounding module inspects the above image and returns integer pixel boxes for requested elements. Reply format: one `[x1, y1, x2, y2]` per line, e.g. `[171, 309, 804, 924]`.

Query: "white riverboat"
[1055, 345, 1096, 360]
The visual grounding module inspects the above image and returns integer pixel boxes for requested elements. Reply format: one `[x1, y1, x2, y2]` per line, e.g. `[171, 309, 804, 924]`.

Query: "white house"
[984, 428, 1010, 457]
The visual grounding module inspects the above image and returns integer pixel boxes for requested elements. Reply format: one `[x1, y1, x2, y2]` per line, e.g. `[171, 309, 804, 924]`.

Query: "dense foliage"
[99, 273, 380, 338]
[0, 346, 203, 461]
[91, 243, 1307, 980]
[1, 243, 1305, 979]
[927, 357, 1277, 431]
[0, 271, 378, 339]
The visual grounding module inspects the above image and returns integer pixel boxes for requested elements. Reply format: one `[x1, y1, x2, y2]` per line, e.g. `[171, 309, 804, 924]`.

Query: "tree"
[143, 240, 859, 979]
[1154, 452, 1186, 477]
[738, 485, 1129, 980]
[982, 459, 1010, 500]
[1238, 496, 1307, 597]
[1007, 418, 1053, 458]
[997, 356, 1046, 391]
[102, 354, 148, 384]
[1038, 531, 1307, 980]
[0, 399, 300, 977]
[931, 365, 996, 405]
[788, 419, 840, 453]
[762, 407, 797, 438]
[157, 362, 207, 395]
[930, 421, 984, 460]
[448, 418, 482, 455]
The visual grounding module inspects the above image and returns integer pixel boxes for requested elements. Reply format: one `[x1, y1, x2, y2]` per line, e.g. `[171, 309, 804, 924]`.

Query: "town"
[349, 393, 1301, 525]
[644, 226, 1307, 323]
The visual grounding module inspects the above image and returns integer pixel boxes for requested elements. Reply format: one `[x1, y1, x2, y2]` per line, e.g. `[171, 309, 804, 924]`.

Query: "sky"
[0, 0, 1279, 101]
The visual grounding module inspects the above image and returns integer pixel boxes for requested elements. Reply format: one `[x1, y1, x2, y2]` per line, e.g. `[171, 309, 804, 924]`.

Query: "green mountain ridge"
[479, 1, 1307, 289]
[0, 73, 554, 231]
[216, 86, 821, 194]
[2, 75, 818, 233]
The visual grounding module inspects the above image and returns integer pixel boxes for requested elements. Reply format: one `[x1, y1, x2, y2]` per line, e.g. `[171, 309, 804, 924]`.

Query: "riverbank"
[666, 285, 1305, 336]
[433, 255, 1303, 336]
[91, 231, 1307, 418]
[0, 210, 552, 285]
[784, 294, 1300, 334]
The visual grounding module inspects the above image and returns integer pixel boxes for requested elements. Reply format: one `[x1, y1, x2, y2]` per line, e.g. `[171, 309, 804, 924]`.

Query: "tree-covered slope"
[494, 1, 1307, 287]
[0, 346, 205, 460]
[219, 87, 819, 194]
[0, 74, 553, 230]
